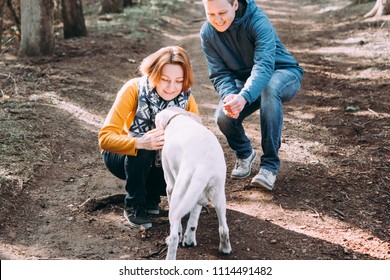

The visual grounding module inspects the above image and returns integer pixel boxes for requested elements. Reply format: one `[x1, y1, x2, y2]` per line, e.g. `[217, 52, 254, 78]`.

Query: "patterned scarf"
[129, 75, 191, 137]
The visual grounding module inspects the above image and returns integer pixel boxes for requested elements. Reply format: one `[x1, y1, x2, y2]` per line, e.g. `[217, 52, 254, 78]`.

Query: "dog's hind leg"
[214, 191, 232, 255]
[182, 204, 202, 247]
[166, 196, 183, 260]
[165, 186, 186, 260]
[165, 217, 181, 260]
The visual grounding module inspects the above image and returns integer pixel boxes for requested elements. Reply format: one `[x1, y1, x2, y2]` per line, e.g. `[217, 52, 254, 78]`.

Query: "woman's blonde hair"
[139, 46, 194, 93]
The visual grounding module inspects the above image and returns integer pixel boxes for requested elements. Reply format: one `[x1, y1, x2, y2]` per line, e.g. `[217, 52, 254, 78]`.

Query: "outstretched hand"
[135, 128, 165, 150]
[222, 94, 247, 119]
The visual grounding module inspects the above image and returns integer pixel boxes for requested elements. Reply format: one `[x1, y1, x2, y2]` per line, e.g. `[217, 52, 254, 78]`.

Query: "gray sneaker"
[231, 149, 257, 179]
[124, 204, 152, 229]
[250, 168, 276, 190]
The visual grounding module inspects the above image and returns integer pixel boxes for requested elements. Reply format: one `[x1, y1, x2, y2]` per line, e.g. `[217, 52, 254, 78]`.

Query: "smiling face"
[139, 46, 194, 98]
[155, 64, 184, 101]
[203, 0, 238, 32]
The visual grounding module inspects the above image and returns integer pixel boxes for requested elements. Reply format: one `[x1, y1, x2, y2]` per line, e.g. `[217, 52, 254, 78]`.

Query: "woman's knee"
[102, 150, 126, 180]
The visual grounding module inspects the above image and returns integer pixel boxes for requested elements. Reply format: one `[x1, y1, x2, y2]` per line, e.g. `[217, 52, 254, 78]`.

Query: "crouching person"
[98, 46, 199, 228]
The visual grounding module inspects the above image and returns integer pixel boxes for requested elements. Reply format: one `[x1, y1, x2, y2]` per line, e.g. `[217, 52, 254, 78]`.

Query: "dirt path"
[0, 0, 389, 260]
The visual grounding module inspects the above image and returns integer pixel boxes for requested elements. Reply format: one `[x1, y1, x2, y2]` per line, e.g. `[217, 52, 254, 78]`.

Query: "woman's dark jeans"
[102, 150, 166, 207]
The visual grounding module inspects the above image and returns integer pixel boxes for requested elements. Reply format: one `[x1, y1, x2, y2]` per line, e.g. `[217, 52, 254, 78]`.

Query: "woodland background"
[0, 0, 389, 260]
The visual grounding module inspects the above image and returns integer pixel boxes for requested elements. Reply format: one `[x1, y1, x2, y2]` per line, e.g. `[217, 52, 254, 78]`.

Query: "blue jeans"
[102, 150, 166, 206]
[216, 69, 302, 174]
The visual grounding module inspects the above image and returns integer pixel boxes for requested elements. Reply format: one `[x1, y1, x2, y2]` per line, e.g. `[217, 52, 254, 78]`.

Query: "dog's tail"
[169, 169, 214, 222]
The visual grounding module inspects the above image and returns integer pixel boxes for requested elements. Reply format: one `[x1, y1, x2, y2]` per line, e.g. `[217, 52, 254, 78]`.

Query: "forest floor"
[0, 0, 389, 260]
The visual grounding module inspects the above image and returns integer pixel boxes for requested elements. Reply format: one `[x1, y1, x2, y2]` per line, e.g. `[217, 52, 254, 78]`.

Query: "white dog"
[155, 107, 232, 260]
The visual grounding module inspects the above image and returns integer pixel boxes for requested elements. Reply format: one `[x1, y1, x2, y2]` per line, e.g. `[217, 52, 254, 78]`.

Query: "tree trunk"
[123, 0, 142, 7]
[364, 0, 390, 18]
[385, 0, 390, 13]
[19, 0, 54, 56]
[100, 0, 123, 14]
[6, 0, 20, 24]
[0, 0, 6, 50]
[61, 0, 87, 39]
[6, 0, 21, 34]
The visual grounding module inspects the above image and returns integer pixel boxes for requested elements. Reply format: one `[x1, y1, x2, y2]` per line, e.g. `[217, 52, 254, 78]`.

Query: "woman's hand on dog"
[135, 129, 165, 150]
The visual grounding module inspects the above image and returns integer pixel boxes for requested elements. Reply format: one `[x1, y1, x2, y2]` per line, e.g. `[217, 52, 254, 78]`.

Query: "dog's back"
[163, 114, 226, 181]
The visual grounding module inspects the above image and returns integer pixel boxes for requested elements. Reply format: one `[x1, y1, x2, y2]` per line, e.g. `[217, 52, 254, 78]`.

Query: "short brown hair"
[203, 0, 235, 5]
[139, 46, 194, 93]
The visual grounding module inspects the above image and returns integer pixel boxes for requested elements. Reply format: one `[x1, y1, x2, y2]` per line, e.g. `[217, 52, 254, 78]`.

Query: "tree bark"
[0, 0, 6, 50]
[100, 0, 123, 14]
[61, 0, 87, 39]
[123, 0, 142, 7]
[123, 0, 131, 7]
[384, 0, 390, 13]
[19, 0, 54, 56]
[6, 0, 20, 34]
[364, 0, 390, 18]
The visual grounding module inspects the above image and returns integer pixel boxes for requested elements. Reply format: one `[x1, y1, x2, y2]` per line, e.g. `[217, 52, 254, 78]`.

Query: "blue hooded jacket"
[200, 0, 303, 104]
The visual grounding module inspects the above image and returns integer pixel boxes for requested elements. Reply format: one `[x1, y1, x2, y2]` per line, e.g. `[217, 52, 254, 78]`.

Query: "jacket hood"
[231, 0, 256, 27]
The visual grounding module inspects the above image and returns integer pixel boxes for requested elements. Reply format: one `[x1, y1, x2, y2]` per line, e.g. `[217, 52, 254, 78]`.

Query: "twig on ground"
[303, 204, 325, 221]
[0, 72, 18, 96]
[378, 188, 390, 196]
[1, 36, 16, 54]
[367, 108, 380, 117]
[279, 204, 294, 217]
[142, 245, 167, 259]
[333, 208, 345, 220]
[78, 193, 125, 211]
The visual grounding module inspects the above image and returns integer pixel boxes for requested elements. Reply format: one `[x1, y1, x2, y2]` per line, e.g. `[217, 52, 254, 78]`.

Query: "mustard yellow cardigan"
[98, 77, 199, 156]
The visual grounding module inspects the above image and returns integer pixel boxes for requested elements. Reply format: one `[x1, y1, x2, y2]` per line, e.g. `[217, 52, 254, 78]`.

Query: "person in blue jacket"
[200, 0, 303, 191]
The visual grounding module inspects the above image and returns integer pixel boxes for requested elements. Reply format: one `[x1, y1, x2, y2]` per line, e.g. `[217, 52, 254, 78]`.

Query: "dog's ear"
[155, 111, 166, 130]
